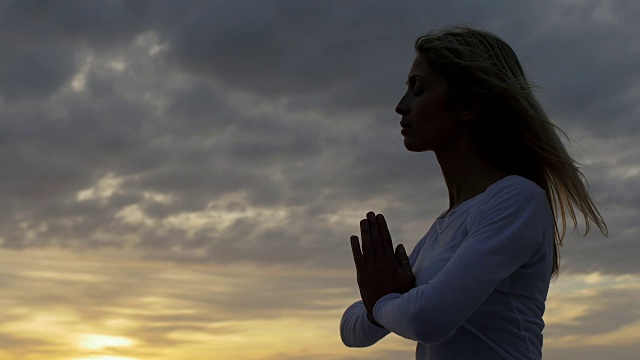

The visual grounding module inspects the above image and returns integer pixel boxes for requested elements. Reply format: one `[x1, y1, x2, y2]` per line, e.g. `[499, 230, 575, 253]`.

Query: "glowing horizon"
[1, 249, 638, 360]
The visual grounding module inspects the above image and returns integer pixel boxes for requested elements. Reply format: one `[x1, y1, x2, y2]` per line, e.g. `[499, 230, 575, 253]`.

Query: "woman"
[340, 25, 608, 359]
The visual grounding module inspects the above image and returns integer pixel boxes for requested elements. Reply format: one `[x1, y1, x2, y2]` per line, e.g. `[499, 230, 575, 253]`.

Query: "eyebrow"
[405, 74, 424, 85]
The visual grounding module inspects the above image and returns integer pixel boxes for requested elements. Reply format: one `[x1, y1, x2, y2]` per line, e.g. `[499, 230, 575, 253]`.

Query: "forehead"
[410, 55, 429, 73]
[406, 55, 443, 85]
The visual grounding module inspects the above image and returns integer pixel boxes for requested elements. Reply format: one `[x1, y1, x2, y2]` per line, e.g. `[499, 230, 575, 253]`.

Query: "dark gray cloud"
[1, 0, 637, 356]
[0, 0, 636, 285]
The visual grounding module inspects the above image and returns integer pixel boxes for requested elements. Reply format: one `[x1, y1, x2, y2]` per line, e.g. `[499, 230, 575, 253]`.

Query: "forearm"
[340, 300, 390, 347]
[373, 286, 457, 344]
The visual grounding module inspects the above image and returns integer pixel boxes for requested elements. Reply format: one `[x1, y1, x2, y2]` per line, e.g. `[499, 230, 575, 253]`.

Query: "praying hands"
[350, 212, 416, 327]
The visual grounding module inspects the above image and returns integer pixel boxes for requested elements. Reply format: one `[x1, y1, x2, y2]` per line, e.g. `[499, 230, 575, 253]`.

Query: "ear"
[457, 98, 483, 121]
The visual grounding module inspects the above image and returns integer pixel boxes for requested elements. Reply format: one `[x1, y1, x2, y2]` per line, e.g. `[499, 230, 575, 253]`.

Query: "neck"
[435, 137, 510, 212]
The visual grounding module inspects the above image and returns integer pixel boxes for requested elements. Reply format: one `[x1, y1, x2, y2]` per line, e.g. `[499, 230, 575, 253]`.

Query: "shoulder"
[465, 175, 554, 253]
[489, 174, 545, 195]
[482, 175, 547, 206]
[471, 175, 552, 226]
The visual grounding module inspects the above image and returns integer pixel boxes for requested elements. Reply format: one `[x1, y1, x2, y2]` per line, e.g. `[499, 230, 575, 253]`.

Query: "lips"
[400, 121, 412, 128]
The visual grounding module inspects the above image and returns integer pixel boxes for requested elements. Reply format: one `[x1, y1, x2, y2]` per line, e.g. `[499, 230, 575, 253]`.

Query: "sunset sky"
[1, 1, 639, 359]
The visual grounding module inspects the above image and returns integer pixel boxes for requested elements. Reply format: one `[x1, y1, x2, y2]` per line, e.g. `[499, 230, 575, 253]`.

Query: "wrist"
[366, 309, 384, 328]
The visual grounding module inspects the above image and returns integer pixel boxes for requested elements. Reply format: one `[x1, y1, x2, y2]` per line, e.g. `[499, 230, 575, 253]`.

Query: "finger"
[360, 218, 375, 263]
[395, 244, 413, 275]
[350, 235, 365, 270]
[367, 212, 385, 259]
[376, 214, 395, 257]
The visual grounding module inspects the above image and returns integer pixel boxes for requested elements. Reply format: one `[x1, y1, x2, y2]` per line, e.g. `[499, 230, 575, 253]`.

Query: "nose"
[395, 97, 408, 116]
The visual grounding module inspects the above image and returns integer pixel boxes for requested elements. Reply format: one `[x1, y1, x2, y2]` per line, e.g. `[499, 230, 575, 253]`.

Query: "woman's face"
[395, 55, 461, 153]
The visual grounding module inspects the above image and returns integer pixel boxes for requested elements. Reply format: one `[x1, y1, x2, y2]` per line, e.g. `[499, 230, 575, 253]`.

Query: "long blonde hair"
[414, 25, 609, 282]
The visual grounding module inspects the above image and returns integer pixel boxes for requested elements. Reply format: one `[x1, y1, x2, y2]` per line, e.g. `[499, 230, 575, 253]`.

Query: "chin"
[403, 140, 428, 152]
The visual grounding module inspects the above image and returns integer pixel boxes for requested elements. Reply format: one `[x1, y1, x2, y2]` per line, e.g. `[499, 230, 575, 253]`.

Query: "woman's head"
[410, 26, 540, 174]
[403, 25, 609, 281]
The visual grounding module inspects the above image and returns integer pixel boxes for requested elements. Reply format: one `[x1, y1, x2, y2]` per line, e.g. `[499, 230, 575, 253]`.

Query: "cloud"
[0, 249, 395, 358]
[0, 1, 636, 281]
[0, 3, 636, 359]
[542, 274, 640, 359]
[1, 250, 639, 359]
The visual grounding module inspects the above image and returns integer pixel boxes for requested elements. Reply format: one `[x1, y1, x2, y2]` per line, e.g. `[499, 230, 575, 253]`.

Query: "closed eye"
[406, 74, 425, 95]
[405, 74, 423, 86]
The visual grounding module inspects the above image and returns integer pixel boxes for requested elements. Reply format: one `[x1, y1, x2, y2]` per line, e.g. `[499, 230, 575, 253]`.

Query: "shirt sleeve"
[372, 181, 551, 344]
[339, 299, 391, 347]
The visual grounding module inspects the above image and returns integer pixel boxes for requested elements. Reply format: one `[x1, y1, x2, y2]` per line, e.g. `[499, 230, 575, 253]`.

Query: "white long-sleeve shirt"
[340, 175, 555, 359]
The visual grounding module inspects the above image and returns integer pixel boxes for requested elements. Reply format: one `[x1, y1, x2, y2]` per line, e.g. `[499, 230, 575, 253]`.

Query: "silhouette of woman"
[340, 25, 608, 360]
